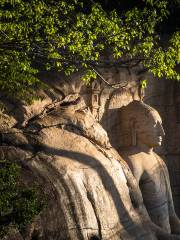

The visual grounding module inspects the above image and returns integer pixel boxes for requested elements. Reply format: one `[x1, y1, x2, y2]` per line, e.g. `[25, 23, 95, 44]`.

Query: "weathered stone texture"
[0, 68, 180, 239]
[144, 78, 180, 216]
[117, 101, 180, 234]
[0, 99, 158, 240]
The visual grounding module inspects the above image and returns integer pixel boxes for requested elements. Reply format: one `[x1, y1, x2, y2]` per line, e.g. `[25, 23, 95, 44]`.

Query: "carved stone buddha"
[2, 97, 180, 239]
[119, 100, 180, 235]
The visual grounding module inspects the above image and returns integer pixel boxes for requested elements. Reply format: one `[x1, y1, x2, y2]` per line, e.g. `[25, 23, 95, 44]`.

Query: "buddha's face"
[136, 110, 165, 148]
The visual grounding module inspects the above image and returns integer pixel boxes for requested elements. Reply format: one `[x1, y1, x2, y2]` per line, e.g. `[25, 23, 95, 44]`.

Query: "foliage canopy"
[0, 0, 179, 100]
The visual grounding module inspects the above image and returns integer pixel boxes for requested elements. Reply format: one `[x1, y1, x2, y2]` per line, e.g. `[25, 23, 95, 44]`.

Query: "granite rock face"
[0, 69, 179, 239]
[0, 96, 159, 240]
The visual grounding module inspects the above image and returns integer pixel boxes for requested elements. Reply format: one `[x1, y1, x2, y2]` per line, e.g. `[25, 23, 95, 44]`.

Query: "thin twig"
[90, 66, 128, 89]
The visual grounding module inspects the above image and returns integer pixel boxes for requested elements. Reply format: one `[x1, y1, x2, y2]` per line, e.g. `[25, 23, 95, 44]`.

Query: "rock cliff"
[0, 95, 158, 240]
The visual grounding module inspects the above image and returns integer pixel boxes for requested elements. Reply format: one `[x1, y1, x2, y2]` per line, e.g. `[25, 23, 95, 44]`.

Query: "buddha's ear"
[129, 118, 136, 128]
[129, 118, 137, 146]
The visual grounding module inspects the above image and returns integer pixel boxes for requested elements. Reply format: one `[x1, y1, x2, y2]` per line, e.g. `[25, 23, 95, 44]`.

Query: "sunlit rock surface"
[0, 96, 157, 240]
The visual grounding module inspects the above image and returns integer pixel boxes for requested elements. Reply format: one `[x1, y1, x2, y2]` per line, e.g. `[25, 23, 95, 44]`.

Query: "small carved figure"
[119, 100, 180, 235]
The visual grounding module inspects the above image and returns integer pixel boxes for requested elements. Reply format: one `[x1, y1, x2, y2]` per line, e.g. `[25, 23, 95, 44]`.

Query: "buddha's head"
[119, 101, 165, 148]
